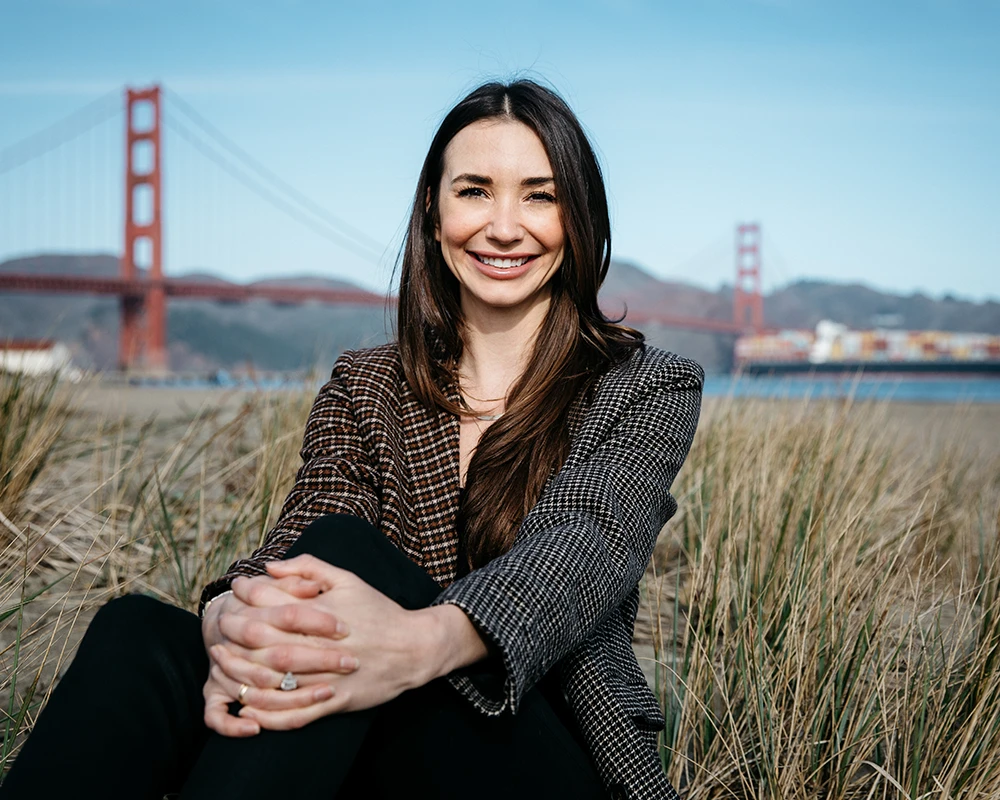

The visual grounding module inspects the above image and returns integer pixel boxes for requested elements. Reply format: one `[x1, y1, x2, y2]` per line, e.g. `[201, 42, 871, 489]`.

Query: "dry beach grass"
[2, 374, 999, 798]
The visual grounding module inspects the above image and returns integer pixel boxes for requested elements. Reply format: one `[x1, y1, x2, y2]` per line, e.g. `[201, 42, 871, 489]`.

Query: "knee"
[284, 514, 384, 566]
[90, 593, 168, 633]
[69, 596, 206, 710]
[284, 515, 434, 604]
[85, 594, 195, 658]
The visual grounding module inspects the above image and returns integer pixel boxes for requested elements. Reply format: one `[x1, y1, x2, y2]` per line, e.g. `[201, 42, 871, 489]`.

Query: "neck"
[457, 289, 550, 400]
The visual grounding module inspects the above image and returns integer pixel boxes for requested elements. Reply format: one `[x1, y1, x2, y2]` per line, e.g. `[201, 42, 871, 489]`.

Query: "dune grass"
[642, 397, 1000, 798]
[0, 371, 71, 526]
[1, 376, 999, 798]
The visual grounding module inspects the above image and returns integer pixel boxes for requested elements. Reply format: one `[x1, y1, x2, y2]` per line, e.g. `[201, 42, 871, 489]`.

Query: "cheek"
[439, 218, 482, 258]
[540, 212, 566, 252]
[436, 218, 468, 274]
[436, 208, 466, 248]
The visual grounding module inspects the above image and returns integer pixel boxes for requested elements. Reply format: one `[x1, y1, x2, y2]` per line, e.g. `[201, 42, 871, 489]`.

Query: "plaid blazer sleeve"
[198, 351, 380, 615]
[431, 348, 703, 715]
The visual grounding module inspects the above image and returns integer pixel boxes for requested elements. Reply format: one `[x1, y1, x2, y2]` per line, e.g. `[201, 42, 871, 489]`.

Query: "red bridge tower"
[734, 222, 763, 332]
[120, 86, 166, 371]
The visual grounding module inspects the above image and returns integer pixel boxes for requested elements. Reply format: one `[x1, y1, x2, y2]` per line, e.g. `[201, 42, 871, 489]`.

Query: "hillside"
[1, 254, 997, 373]
[0, 255, 391, 372]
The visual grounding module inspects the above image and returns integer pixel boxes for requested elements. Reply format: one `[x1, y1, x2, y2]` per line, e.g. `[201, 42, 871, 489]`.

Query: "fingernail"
[313, 685, 334, 701]
[243, 722, 259, 735]
[341, 656, 360, 670]
[336, 621, 350, 636]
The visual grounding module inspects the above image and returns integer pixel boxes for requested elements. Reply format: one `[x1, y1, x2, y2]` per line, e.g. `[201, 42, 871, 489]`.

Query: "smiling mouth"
[470, 253, 536, 269]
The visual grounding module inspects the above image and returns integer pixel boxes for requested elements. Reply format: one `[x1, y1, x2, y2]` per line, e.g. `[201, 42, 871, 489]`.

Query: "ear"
[427, 187, 441, 242]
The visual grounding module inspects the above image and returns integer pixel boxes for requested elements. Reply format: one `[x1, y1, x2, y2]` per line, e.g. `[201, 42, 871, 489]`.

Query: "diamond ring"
[279, 671, 298, 691]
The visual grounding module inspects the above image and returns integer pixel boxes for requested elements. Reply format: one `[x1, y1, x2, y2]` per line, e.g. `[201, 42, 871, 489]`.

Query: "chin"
[473, 295, 527, 310]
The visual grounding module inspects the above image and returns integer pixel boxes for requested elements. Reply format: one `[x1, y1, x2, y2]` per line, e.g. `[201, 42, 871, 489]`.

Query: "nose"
[485, 197, 523, 244]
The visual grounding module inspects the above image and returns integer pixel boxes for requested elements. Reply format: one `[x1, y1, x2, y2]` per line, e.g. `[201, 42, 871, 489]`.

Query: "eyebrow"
[451, 173, 555, 187]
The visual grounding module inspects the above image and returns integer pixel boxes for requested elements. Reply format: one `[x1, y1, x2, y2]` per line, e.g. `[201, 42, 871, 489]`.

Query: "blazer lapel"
[399, 375, 462, 586]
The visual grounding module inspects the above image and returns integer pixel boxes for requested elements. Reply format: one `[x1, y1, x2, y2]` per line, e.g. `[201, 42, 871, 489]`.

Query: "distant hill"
[2, 253, 997, 374]
[0, 254, 391, 372]
[763, 280, 1000, 334]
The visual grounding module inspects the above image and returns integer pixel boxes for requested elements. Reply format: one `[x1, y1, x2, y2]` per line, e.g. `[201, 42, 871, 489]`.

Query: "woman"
[0, 80, 702, 800]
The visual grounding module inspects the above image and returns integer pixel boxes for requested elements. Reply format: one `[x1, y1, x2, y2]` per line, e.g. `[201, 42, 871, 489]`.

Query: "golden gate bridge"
[0, 85, 766, 372]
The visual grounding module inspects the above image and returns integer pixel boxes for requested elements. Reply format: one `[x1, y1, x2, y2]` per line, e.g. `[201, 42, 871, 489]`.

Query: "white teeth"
[477, 255, 531, 268]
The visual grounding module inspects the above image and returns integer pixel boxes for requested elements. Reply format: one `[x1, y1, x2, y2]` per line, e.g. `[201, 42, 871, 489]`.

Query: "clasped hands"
[201, 555, 436, 738]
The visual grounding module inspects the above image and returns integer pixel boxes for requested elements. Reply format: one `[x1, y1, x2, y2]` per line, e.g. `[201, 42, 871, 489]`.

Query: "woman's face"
[435, 119, 566, 319]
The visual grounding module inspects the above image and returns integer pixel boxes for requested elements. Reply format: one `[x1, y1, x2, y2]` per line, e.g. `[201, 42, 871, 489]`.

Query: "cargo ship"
[735, 321, 1000, 377]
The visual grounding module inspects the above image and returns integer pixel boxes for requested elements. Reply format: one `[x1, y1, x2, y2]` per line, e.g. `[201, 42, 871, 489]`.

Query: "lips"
[466, 251, 538, 281]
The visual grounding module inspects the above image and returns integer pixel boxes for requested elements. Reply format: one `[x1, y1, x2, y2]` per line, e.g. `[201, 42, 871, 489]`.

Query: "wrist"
[410, 605, 489, 686]
[201, 590, 234, 648]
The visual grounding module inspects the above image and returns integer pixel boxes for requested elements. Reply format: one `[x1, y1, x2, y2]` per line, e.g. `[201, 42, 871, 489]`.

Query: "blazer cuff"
[198, 562, 267, 617]
[199, 576, 237, 618]
[431, 577, 536, 715]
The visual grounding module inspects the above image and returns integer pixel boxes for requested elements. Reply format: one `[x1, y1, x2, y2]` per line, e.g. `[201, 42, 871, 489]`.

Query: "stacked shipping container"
[735, 323, 1000, 374]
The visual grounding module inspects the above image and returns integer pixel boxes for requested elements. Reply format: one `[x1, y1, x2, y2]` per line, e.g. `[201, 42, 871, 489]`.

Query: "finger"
[231, 574, 312, 609]
[218, 611, 295, 650]
[241, 602, 350, 640]
[217, 613, 332, 652]
[220, 642, 334, 687]
[223, 640, 360, 676]
[270, 575, 324, 599]
[265, 555, 350, 588]
[239, 693, 347, 731]
[212, 643, 350, 693]
[205, 700, 259, 737]
[209, 662, 333, 711]
[219, 614, 347, 654]
[210, 643, 285, 689]
[203, 686, 259, 737]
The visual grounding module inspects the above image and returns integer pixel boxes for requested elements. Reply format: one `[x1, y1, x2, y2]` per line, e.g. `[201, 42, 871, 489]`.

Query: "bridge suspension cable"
[760, 231, 796, 289]
[0, 90, 121, 176]
[663, 232, 732, 285]
[163, 89, 386, 264]
[1, 90, 122, 260]
[164, 114, 384, 265]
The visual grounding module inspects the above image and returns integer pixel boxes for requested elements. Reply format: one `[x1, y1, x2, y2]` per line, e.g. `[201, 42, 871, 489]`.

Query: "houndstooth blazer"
[201, 342, 703, 800]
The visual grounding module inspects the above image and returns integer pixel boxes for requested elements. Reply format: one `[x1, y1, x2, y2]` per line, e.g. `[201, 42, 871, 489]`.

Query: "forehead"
[442, 119, 552, 180]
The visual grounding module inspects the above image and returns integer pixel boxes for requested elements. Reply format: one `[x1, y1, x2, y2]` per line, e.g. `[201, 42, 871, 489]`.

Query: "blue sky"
[1, 0, 998, 301]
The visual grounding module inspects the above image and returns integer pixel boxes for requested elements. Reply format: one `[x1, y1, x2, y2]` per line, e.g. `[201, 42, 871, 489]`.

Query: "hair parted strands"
[397, 80, 643, 573]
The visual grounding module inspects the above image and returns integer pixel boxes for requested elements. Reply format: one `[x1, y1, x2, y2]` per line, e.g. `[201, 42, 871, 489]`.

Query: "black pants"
[0, 514, 606, 799]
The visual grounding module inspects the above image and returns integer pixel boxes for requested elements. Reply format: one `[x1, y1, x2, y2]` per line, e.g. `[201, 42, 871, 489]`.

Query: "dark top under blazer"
[201, 342, 703, 800]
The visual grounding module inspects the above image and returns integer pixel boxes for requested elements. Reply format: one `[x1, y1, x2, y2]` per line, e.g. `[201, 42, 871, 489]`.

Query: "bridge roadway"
[0, 272, 756, 335]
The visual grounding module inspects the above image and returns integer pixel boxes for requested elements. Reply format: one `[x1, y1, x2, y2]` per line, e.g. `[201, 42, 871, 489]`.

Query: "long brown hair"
[397, 80, 643, 573]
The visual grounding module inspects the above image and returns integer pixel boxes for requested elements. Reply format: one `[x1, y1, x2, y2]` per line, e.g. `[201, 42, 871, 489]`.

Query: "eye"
[528, 191, 557, 203]
[457, 186, 487, 198]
